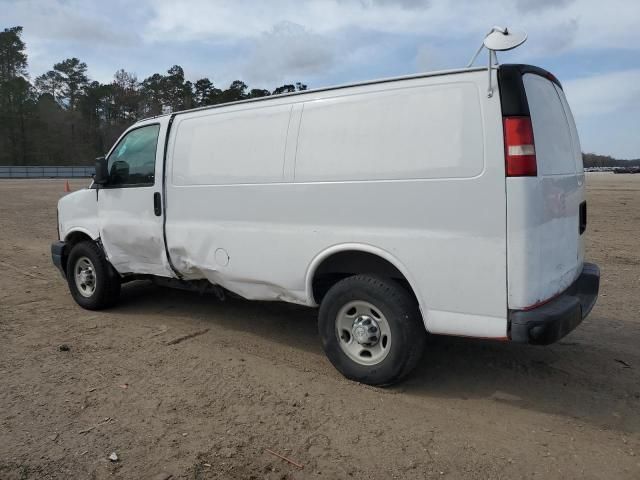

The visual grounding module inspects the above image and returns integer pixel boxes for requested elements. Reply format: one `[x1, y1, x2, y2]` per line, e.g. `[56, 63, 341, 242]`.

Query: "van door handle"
[579, 201, 587, 235]
[153, 192, 162, 216]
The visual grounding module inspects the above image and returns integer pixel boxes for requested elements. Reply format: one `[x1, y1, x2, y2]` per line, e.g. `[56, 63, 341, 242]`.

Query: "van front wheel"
[318, 275, 426, 386]
[66, 241, 121, 310]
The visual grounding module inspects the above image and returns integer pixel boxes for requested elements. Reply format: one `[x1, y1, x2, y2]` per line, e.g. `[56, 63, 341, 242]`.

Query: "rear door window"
[523, 74, 575, 176]
[554, 86, 584, 174]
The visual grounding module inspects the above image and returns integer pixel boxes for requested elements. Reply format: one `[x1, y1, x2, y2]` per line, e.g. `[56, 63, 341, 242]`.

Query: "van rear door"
[500, 65, 585, 309]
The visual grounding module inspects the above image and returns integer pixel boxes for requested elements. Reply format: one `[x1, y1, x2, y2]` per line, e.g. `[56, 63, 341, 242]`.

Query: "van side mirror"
[94, 156, 108, 185]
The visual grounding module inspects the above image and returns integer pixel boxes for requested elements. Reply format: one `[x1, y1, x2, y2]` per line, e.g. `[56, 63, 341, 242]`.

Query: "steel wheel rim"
[335, 300, 391, 366]
[74, 256, 97, 298]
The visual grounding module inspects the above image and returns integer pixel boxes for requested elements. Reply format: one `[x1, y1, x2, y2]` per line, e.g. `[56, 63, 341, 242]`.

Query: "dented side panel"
[98, 186, 171, 275]
[163, 70, 509, 338]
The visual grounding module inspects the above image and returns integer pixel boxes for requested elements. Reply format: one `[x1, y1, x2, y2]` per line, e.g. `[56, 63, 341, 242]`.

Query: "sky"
[3, 0, 640, 158]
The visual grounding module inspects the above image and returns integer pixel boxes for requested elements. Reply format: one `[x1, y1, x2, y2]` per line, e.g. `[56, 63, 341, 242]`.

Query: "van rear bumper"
[509, 263, 600, 345]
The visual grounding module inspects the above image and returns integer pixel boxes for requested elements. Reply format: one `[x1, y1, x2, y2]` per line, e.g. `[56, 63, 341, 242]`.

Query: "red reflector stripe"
[503, 117, 537, 177]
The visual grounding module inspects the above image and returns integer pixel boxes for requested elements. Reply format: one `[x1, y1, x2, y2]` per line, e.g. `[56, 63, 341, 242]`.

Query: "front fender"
[58, 188, 99, 241]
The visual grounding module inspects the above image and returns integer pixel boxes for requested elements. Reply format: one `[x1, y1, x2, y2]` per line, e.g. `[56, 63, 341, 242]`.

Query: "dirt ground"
[0, 173, 639, 479]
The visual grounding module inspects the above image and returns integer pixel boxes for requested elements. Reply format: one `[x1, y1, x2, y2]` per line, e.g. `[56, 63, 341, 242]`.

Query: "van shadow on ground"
[112, 281, 640, 435]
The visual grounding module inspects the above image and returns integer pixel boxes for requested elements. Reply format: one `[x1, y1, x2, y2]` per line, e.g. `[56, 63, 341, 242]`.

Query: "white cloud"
[352, 0, 431, 9]
[242, 22, 336, 85]
[140, 0, 640, 52]
[530, 18, 578, 55]
[7, 0, 640, 58]
[515, 0, 574, 13]
[4, 0, 144, 77]
[4, 0, 141, 45]
[9, 0, 640, 80]
[414, 44, 446, 72]
[563, 69, 640, 117]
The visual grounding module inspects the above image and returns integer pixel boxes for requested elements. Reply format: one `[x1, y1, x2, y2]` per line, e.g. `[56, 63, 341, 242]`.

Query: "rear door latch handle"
[153, 192, 162, 216]
[579, 201, 587, 235]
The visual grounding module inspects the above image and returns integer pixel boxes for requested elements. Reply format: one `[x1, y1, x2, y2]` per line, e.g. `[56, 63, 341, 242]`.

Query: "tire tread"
[318, 274, 426, 386]
[66, 241, 120, 310]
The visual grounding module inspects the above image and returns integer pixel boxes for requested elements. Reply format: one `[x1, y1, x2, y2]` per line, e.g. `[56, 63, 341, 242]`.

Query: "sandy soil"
[0, 173, 639, 479]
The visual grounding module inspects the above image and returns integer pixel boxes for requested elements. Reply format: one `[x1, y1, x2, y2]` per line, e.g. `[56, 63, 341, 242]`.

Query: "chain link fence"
[0, 166, 95, 178]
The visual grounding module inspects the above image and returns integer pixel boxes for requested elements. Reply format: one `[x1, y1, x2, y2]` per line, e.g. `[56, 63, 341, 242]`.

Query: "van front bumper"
[509, 263, 600, 345]
[51, 241, 67, 278]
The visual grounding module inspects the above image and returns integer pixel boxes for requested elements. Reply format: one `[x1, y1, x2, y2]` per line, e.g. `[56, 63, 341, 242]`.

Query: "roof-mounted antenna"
[467, 26, 527, 98]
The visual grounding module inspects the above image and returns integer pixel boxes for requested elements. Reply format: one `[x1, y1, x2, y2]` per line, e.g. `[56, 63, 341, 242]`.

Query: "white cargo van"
[52, 62, 599, 386]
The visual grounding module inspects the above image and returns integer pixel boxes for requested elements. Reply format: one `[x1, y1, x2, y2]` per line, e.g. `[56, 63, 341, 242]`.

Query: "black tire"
[318, 275, 427, 386]
[66, 241, 121, 310]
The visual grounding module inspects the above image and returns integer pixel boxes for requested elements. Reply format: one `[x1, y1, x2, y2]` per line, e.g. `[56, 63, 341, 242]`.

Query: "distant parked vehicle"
[584, 167, 615, 173]
[51, 28, 600, 385]
[613, 166, 640, 174]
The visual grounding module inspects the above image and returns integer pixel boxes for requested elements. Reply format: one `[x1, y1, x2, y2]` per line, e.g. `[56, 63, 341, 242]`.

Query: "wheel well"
[311, 250, 416, 304]
[62, 231, 94, 274]
[65, 231, 93, 247]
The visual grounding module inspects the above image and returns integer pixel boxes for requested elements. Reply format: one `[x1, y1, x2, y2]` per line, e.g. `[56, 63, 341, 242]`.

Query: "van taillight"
[503, 116, 537, 177]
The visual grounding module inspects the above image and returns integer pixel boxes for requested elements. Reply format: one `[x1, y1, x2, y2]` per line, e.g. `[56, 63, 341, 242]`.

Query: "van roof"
[138, 65, 488, 123]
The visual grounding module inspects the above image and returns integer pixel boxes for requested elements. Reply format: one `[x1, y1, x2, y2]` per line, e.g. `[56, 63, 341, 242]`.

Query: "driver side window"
[107, 124, 160, 187]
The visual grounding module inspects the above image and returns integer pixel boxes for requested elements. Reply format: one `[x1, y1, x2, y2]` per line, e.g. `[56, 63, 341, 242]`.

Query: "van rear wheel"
[66, 241, 121, 310]
[318, 275, 426, 386]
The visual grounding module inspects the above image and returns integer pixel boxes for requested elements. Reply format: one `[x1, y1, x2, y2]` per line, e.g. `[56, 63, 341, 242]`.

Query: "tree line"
[1, 26, 637, 167]
[0, 26, 307, 166]
[582, 153, 640, 168]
